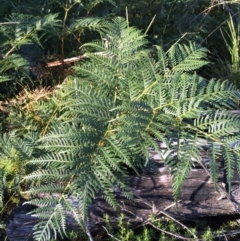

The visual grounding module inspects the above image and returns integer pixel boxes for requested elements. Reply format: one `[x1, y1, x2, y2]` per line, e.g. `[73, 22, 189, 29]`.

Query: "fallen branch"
[6, 167, 240, 241]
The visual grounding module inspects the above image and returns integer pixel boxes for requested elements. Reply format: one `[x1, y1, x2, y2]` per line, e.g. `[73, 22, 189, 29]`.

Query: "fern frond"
[171, 155, 195, 202]
[69, 17, 106, 33]
[165, 135, 201, 201]
[0, 170, 6, 208]
[1, 13, 59, 57]
[24, 168, 71, 181]
[22, 183, 66, 196]
[168, 42, 209, 72]
[31, 203, 67, 241]
[154, 45, 168, 74]
[85, 0, 115, 14]
[75, 179, 98, 219]
[93, 158, 118, 209]
[82, 17, 148, 61]
[235, 152, 240, 177]
[222, 146, 237, 192]
[99, 145, 126, 173]
[104, 136, 133, 167]
[195, 111, 240, 138]
[26, 152, 73, 167]
[62, 196, 83, 227]
[208, 142, 221, 190]
[202, 79, 238, 109]
[16, 16, 240, 241]
[0, 53, 30, 76]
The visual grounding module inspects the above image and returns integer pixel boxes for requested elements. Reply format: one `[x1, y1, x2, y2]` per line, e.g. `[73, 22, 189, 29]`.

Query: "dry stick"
[223, 233, 228, 241]
[45, 54, 88, 67]
[119, 202, 144, 222]
[220, 0, 239, 24]
[106, 201, 195, 241]
[0, 22, 19, 25]
[146, 222, 196, 241]
[214, 230, 240, 240]
[157, 210, 198, 240]
[102, 226, 121, 241]
[163, 201, 181, 211]
[132, 191, 199, 240]
[125, 6, 129, 29]
[145, 14, 156, 35]
[85, 224, 95, 241]
[199, 1, 238, 45]
[0, 192, 16, 215]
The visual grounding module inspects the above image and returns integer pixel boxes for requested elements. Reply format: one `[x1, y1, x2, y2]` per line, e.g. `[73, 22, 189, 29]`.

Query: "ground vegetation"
[1, 1, 240, 240]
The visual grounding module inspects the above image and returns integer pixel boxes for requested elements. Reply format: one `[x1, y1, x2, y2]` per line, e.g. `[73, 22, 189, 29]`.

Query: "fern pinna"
[2, 17, 240, 240]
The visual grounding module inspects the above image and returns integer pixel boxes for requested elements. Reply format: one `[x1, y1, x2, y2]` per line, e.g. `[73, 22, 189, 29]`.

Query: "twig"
[158, 210, 198, 240]
[119, 202, 143, 222]
[163, 201, 181, 211]
[102, 226, 121, 241]
[0, 22, 19, 25]
[220, 0, 239, 23]
[45, 54, 88, 67]
[146, 221, 196, 241]
[223, 233, 228, 241]
[85, 224, 95, 241]
[145, 14, 156, 34]
[132, 190, 198, 240]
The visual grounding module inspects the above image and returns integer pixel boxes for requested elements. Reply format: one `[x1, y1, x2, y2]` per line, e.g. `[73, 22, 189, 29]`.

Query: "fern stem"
[41, 97, 63, 136]
[61, 4, 70, 56]
[185, 123, 240, 158]
[135, 80, 157, 101]
[4, 29, 35, 58]
[0, 22, 19, 25]
[145, 14, 156, 35]
[165, 32, 189, 54]
[125, 7, 129, 29]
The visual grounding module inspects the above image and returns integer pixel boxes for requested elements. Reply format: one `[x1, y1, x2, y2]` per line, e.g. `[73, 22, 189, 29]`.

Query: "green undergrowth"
[1, 2, 240, 240]
[53, 214, 240, 241]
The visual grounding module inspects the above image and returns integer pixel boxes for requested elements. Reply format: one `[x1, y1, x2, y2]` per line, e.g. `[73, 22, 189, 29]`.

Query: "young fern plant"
[15, 17, 240, 241]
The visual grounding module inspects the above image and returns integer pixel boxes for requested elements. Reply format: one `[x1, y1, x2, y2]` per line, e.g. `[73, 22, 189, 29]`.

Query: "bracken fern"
[1, 16, 240, 241]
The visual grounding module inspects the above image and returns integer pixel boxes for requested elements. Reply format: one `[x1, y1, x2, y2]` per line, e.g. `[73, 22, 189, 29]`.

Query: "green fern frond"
[202, 79, 238, 109]
[30, 203, 67, 241]
[222, 146, 237, 192]
[208, 143, 221, 190]
[62, 196, 83, 228]
[24, 168, 71, 181]
[104, 136, 133, 167]
[168, 42, 209, 72]
[12, 16, 240, 241]
[154, 45, 168, 74]
[165, 135, 201, 201]
[75, 179, 98, 219]
[85, 0, 115, 14]
[22, 183, 66, 196]
[235, 153, 240, 177]
[224, 135, 240, 150]
[69, 17, 106, 33]
[99, 145, 127, 173]
[0, 170, 6, 208]
[26, 152, 73, 167]
[171, 155, 195, 202]
[0, 75, 12, 83]
[0, 54, 30, 77]
[82, 17, 148, 61]
[93, 161, 118, 209]
[1, 13, 60, 50]
[195, 111, 240, 137]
